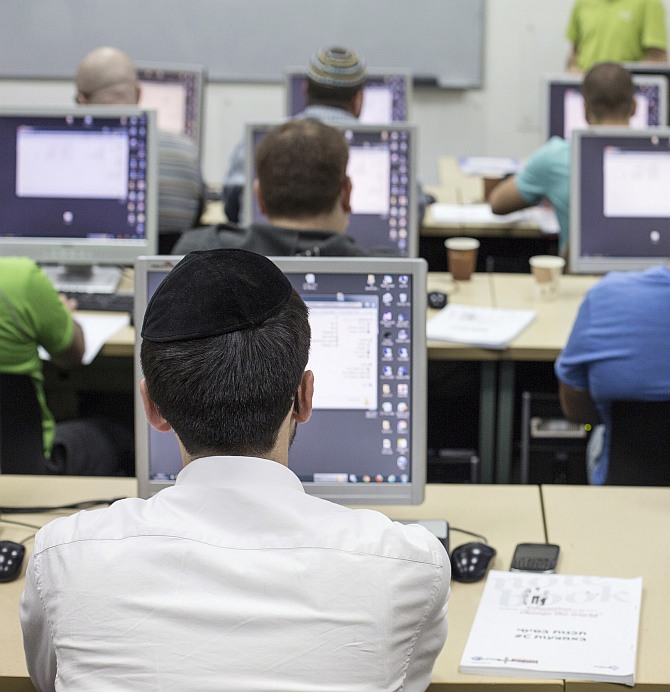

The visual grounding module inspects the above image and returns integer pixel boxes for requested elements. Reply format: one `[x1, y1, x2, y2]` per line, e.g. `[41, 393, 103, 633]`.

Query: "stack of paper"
[460, 570, 643, 686]
[427, 305, 536, 349]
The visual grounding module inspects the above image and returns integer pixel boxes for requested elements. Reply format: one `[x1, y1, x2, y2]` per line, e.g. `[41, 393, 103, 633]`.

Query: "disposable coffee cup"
[529, 255, 565, 299]
[445, 237, 480, 281]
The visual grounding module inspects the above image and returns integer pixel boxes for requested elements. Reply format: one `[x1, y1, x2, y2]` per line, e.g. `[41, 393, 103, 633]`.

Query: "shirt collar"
[175, 455, 305, 493]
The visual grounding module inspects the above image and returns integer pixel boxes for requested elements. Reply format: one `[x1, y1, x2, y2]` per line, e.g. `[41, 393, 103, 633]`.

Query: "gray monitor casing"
[134, 255, 427, 505]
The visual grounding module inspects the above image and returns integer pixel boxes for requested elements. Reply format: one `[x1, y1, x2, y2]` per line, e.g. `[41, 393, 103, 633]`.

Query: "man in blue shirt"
[555, 264, 670, 484]
[489, 62, 635, 255]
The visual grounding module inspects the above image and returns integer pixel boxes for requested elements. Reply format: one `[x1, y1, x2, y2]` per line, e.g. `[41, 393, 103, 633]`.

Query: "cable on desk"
[450, 527, 490, 544]
[0, 497, 127, 515]
[0, 518, 41, 544]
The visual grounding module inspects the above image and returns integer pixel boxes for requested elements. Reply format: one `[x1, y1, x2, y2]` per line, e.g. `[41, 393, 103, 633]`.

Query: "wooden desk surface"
[428, 273, 599, 361]
[0, 480, 556, 690]
[542, 485, 670, 691]
[422, 205, 547, 240]
[95, 272, 600, 363]
[356, 484, 559, 690]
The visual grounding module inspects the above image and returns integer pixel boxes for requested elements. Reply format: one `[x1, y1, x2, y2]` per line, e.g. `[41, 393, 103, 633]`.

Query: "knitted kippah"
[141, 249, 292, 343]
[307, 46, 366, 88]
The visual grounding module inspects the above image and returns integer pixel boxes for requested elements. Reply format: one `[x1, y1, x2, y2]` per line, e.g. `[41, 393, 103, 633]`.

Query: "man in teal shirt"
[0, 257, 84, 460]
[566, 0, 667, 72]
[489, 62, 636, 256]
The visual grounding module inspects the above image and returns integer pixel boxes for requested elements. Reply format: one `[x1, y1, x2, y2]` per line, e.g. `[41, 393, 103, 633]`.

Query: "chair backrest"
[0, 373, 47, 474]
[607, 400, 670, 486]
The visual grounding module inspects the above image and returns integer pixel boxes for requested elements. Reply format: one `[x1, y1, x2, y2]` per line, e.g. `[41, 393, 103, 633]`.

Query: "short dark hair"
[305, 78, 362, 109]
[582, 62, 635, 121]
[140, 289, 310, 458]
[255, 119, 348, 219]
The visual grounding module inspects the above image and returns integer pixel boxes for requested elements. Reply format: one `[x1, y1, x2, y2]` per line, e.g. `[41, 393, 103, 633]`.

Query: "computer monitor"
[0, 106, 158, 292]
[570, 127, 670, 274]
[625, 62, 670, 125]
[543, 73, 668, 140]
[134, 255, 427, 505]
[243, 122, 418, 257]
[137, 62, 205, 154]
[285, 69, 411, 123]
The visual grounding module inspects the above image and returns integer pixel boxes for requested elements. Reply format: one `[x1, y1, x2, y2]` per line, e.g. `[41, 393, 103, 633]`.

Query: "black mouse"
[450, 542, 496, 583]
[427, 291, 448, 310]
[0, 540, 26, 583]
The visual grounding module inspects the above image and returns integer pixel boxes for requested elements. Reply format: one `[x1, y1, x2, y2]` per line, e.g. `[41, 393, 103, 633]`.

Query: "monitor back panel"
[244, 122, 418, 257]
[134, 255, 427, 505]
[570, 127, 670, 273]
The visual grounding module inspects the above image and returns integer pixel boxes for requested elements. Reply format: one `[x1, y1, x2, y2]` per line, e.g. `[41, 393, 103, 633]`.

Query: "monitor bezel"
[283, 67, 412, 123]
[542, 73, 668, 141]
[136, 61, 206, 156]
[134, 255, 427, 505]
[0, 105, 158, 266]
[242, 121, 419, 258]
[569, 126, 670, 274]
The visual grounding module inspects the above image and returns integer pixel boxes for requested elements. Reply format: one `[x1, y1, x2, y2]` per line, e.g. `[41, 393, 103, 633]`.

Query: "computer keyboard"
[68, 292, 134, 314]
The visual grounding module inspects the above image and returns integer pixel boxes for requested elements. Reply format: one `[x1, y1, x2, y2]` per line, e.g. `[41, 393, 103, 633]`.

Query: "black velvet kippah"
[141, 249, 293, 342]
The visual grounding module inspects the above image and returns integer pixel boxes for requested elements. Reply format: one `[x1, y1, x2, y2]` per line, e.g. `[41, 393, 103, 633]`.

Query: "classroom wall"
[1, 0, 668, 189]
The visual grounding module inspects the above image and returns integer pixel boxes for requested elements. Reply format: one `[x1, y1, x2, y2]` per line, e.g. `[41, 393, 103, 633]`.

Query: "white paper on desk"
[39, 313, 130, 365]
[427, 304, 536, 349]
[430, 203, 528, 225]
[458, 156, 521, 177]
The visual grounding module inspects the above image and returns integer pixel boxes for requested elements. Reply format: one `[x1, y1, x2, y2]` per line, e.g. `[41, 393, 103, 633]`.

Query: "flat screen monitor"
[0, 106, 158, 292]
[570, 127, 670, 274]
[543, 73, 667, 141]
[244, 122, 418, 257]
[285, 69, 411, 123]
[134, 255, 427, 505]
[137, 62, 205, 154]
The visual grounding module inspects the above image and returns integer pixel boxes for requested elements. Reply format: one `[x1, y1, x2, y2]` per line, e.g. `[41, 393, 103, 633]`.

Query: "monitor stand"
[41, 264, 122, 295]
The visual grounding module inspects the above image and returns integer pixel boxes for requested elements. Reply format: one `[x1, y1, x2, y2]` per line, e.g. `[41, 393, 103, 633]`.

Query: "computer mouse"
[450, 542, 496, 583]
[427, 291, 448, 310]
[0, 540, 26, 583]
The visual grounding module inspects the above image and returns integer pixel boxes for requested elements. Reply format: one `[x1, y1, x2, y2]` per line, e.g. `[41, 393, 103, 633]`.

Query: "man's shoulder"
[173, 223, 248, 254]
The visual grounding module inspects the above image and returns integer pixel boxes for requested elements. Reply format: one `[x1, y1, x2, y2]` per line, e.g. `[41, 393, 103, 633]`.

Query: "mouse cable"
[0, 518, 41, 544]
[449, 526, 490, 544]
[0, 497, 127, 515]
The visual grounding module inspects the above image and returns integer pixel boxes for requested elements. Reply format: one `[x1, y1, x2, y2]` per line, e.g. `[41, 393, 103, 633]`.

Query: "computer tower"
[519, 392, 590, 484]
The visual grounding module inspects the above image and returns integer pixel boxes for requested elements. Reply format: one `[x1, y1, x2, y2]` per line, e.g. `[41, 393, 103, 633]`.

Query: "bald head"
[582, 62, 636, 125]
[75, 47, 139, 105]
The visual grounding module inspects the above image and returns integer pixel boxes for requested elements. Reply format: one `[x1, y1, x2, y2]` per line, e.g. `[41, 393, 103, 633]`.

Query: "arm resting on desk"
[488, 176, 529, 216]
[559, 381, 602, 425]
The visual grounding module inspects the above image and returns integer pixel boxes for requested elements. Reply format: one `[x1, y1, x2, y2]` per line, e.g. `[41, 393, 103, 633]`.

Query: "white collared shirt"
[21, 456, 450, 691]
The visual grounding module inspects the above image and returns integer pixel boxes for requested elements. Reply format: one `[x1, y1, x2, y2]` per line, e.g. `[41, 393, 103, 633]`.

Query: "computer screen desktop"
[244, 123, 418, 257]
[285, 70, 411, 124]
[0, 106, 158, 292]
[137, 62, 205, 153]
[544, 74, 668, 140]
[134, 255, 427, 505]
[570, 128, 670, 274]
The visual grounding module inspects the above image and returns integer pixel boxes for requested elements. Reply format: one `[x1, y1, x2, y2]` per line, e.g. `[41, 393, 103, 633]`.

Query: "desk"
[0, 476, 137, 691]
[427, 273, 599, 483]
[0, 479, 555, 691]
[542, 485, 670, 691]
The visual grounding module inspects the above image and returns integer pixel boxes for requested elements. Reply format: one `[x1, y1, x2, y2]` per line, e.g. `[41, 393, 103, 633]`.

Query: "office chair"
[0, 373, 47, 474]
[607, 400, 670, 486]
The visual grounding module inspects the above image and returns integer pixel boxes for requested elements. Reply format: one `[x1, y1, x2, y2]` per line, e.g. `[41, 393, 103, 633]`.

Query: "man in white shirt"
[20, 249, 450, 691]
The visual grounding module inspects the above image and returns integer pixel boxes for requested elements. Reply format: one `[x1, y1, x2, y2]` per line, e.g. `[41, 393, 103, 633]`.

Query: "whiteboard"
[0, 0, 484, 87]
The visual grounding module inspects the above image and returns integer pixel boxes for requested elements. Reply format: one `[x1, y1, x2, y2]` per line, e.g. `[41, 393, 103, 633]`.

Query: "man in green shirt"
[0, 257, 84, 460]
[567, 0, 668, 72]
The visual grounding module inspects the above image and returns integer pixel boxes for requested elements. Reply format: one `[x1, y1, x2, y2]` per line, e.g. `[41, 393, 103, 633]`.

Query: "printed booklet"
[460, 570, 643, 686]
